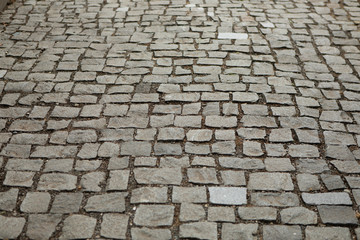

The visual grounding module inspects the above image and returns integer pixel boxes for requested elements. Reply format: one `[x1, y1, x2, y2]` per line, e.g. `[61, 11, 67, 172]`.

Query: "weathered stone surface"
[134, 205, 174, 227]
[85, 193, 127, 212]
[0, 188, 18, 211]
[326, 145, 355, 161]
[37, 173, 77, 191]
[31, 146, 78, 158]
[1, 144, 31, 158]
[205, 116, 237, 128]
[209, 187, 247, 205]
[331, 160, 360, 173]
[154, 143, 182, 155]
[121, 141, 152, 156]
[67, 130, 97, 143]
[180, 222, 217, 240]
[132, 228, 171, 240]
[321, 174, 345, 190]
[51, 193, 83, 213]
[131, 187, 168, 203]
[21, 192, 51, 213]
[98, 142, 119, 157]
[305, 227, 351, 240]
[107, 170, 129, 190]
[4, 171, 35, 187]
[280, 207, 317, 225]
[0, 216, 26, 239]
[238, 207, 277, 221]
[187, 129, 213, 142]
[27, 214, 62, 240]
[318, 206, 358, 225]
[263, 225, 302, 240]
[180, 203, 206, 222]
[218, 32, 248, 39]
[221, 170, 246, 186]
[188, 168, 218, 184]
[60, 215, 97, 240]
[222, 223, 258, 240]
[296, 159, 330, 173]
[289, 145, 319, 158]
[297, 174, 321, 191]
[302, 192, 352, 205]
[80, 172, 105, 192]
[219, 157, 265, 169]
[172, 187, 207, 203]
[251, 192, 299, 207]
[158, 127, 185, 140]
[265, 158, 295, 172]
[134, 167, 182, 185]
[248, 173, 294, 191]
[101, 214, 129, 239]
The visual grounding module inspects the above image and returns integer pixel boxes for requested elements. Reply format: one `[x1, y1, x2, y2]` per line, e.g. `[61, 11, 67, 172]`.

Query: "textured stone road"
[0, 0, 360, 239]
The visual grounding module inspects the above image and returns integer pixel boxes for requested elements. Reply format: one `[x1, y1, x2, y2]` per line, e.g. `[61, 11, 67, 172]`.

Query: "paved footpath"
[0, 0, 360, 239]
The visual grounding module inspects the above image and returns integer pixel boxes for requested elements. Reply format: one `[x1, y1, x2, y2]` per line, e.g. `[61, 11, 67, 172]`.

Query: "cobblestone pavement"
[0, 0, 360, 239]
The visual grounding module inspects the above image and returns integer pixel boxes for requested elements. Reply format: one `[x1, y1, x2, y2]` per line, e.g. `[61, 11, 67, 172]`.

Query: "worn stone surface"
[134, 205, 174, 227]
[263, 225, 302, 240]
[280, 207, 318, 225]
[302, 193, 352, 205]
[305, 227, 352, 240]
[222, 223, 259, 240]
[238, 207, 277, 221]
[132, 228, 172, 240]
[85, 193, 127, 213]
[51, 193, 83, 213]
[21, 192, 51, 213]
[248, 173, 294, 191]
[180, 203, 206, 222]
[101, 214, 129, 239]
[180, 222, 218, 240]
[0, 216, 25, 239]
[317, 206, 358, 225]
[60, 215, 96, 240]
[209, 187, 247, 205]
[37, 173, 77, 191]
[0, 188, 18, 211]
[26, 214, 62, 240]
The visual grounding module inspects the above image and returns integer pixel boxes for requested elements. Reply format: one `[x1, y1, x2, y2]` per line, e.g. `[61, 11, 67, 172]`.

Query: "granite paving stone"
[209, 187, 247, 205]
[305, 227, 352, 240]
[302, 192, 352, 205]
[84, 193, 127, 213]
[51, 193, 83, 214]
[222, 223, 259, 240]
[100, 214, 129, 239]
[131, 228, 172, 240]
[180, 222, 218, 240]
[20, 192, 51, 213]
[179, 203, 206, 222]
[238, 207, 277, 221]
[26, 214, 62, 240]
[280, 207, 318, 225]
[263, 225, 302, 240]
[0, 188, 18, 211]
[0, 216, 26, 239]
[317, 206, 358, 225]
[134, 205, 174, 227]
[60, 215, 96, 240]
